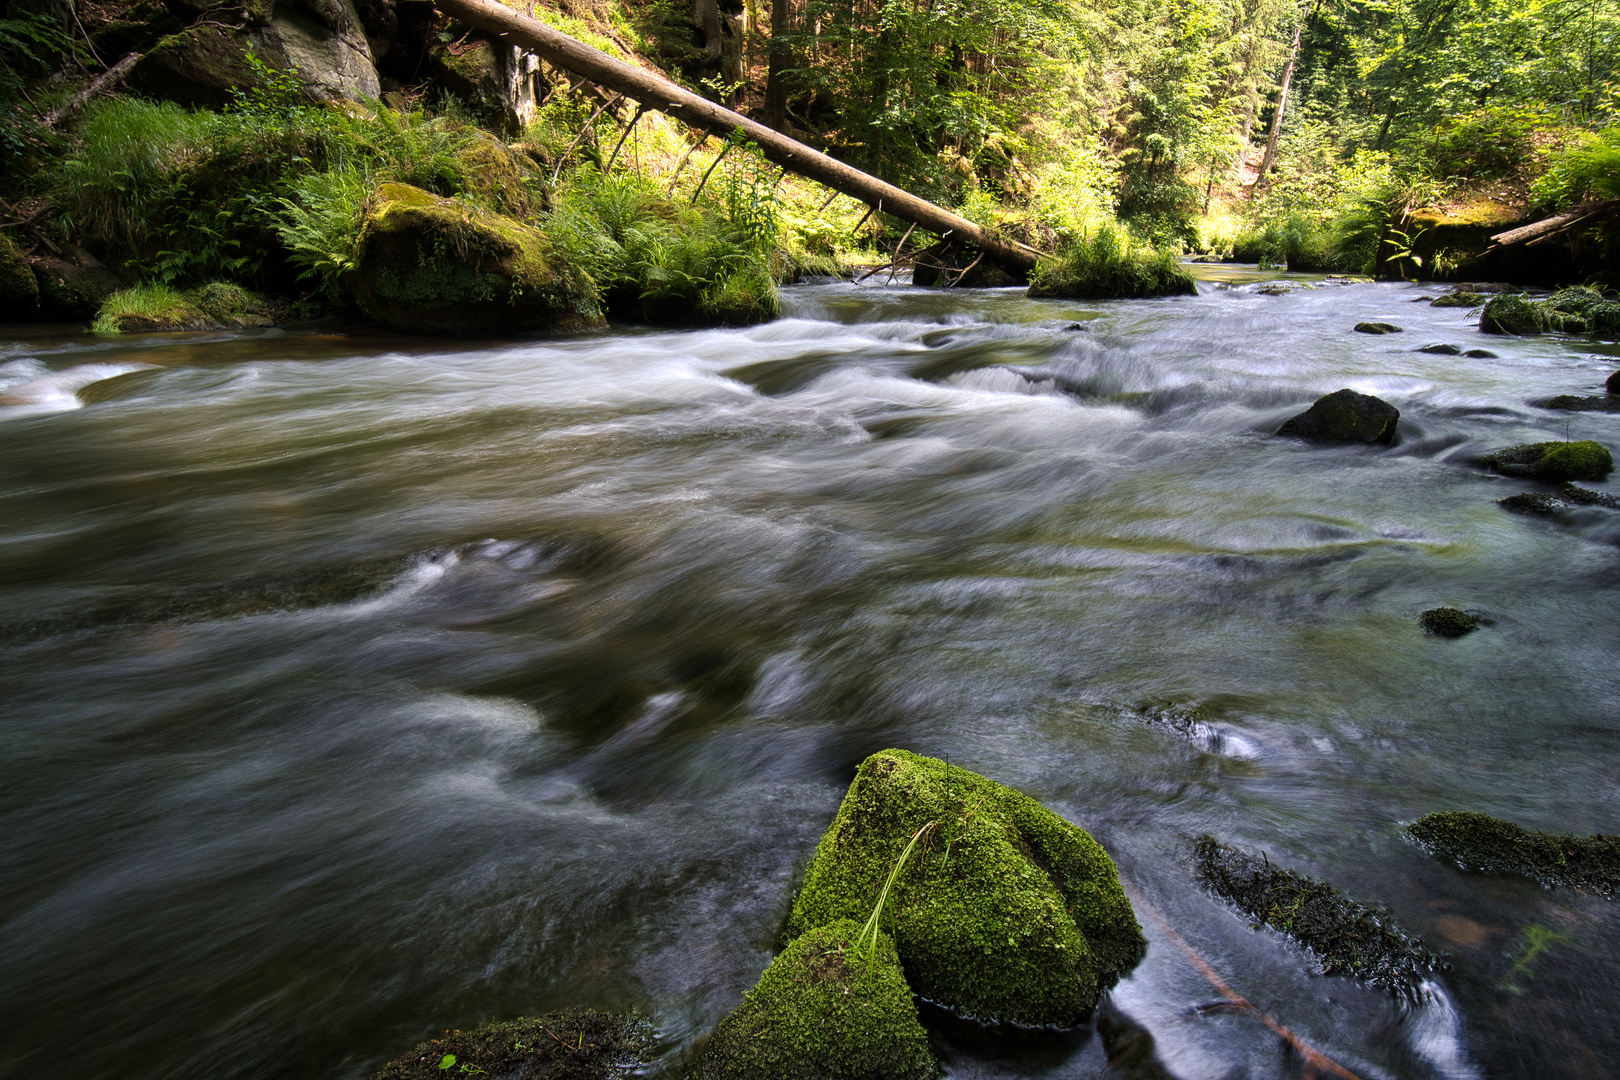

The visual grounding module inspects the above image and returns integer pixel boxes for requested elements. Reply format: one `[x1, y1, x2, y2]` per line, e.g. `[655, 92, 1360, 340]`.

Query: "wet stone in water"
[1406, 812, 1620, 896]
[1193, 836, 1443, 997]
[1276, 388, 1400, 445]
[372, 1010, 653, 1080]
[1476, 440, 1614, 481]
[1498, 485, 1620, 515]
[1464, 348, 1498, 358]
[1538, 395, 1620, 413]
[1419, 607, 1479, 637]
[1353, 321, 1403, 334]
[1418, 342, 1462, 354]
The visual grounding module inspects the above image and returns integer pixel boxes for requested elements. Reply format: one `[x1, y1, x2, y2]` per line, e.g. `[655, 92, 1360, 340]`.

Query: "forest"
[2, 0, 1619, 327]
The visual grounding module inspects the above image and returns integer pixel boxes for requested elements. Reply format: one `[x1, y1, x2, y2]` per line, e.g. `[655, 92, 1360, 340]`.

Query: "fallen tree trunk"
[43, 51, 141, 128]
[434, 0, 1042, 274]
[1490, 199, 1619, 247]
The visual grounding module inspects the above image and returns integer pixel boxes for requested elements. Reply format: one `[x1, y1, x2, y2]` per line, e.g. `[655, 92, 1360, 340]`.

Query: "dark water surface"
[2, 270, 1618, 1080]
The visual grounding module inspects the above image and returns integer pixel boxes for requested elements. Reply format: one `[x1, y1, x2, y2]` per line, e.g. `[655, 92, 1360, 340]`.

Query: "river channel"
[2, 268, 1617, 1079]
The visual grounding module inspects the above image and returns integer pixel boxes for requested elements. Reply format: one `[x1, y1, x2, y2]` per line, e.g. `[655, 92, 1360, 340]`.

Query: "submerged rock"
[1353, 321, 1402, 334]
[1539, 394, 1620, 413]
[1417, 342, 1461, 354]
[695, 921, 937, 1080]
[1610, 370, 1620, 395]
[350, 183, 599, 336]
[29, 242, 123, 321]
[1431, 291, 1485, 308]
[372, 1009, 652, 1080]
[1476, 440, 1614, 482]
[1194, 836, 1442, 996]
[1407, 811, 1620, 896]
[1464, 348, 1498, 358]
[1276, 388, 1399, 445]
[1498, 484, 1620, 516]
[785, 749, 1143, 1027]
[0, 232, 39, 320]
[1418, 607, 1479, 637]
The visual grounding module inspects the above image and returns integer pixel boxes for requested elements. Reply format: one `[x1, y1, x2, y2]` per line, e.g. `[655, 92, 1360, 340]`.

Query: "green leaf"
[438, 1054, 456, 1069]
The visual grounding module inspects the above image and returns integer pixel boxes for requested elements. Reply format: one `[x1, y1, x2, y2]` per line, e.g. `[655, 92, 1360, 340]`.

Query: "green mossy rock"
[1353, 321, 1401, 334]
[1, 232, 40, 321]
[350, 182, 600, 336]
[1418, 607, 1478, 637]
[93, 282, 276, 333]
[1406, 811, 1620, 896]
[1276, 388, 1400, 445]
[1431, 291, 1485, 308]
[431, 38, 520, 134]
[785, 749, 1143, 1027]
[1479, 293, 1544, 335]
[1540, 394, 1620, 413]
[696, 921, 937, 1080]
[1498, 484, 1620, 515]
[1477, 440, 1613, 481]
[373, 1009, 652, 1080]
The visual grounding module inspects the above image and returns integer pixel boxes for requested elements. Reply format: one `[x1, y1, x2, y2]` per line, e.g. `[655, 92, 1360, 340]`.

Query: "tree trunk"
[1255, 17, 1303, 182]
[434, 0, 1042, 272]
[764, 0, 788, 129]
[695, 0, 723, 62]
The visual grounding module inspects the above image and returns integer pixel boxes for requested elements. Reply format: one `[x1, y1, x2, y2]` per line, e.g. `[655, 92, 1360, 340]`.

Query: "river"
[1, 268, 1617, 1079]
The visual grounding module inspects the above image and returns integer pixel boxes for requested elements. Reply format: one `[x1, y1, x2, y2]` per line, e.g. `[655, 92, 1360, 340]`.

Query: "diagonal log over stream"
[434, 0, 1044, 275]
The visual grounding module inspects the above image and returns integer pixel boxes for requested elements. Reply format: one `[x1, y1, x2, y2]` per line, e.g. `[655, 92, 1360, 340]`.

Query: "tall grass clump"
[1229, 213, 1333, 269]
[1027, 219, 1194, 299]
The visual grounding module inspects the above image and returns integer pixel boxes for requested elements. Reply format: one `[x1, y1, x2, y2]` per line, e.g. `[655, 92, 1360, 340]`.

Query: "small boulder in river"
[1418, 342, 1461, 354]
[1407, 811, 1620, 896]
[1538, 394, 1620, 413]
[786, 748, 1143, 1027]
[1276, 388, 1399, 445]
[1476, 440, 1613, 481]
[1464, 348, 1498, 358]
[1418, 607, 1479, 637]
[696, 921, 936, 1080]
[1431, 291, 1485, 308]
[1354, 321, 1402, 334]
[1499, 485, 1620, 516]
[350, 183, 600, 336]
[372, 1009, 652, 1079]
[1609, 370, 1620, 395]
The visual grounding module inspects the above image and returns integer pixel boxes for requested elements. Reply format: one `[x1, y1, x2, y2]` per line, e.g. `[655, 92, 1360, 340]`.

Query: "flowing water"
[2, 269, 1618, 1080]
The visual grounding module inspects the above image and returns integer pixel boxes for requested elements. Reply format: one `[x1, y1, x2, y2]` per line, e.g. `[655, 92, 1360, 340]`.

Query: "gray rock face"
[1276, 388, 1400, 445]
[131, 0, 378, 107]
[30, 243, 123, 321]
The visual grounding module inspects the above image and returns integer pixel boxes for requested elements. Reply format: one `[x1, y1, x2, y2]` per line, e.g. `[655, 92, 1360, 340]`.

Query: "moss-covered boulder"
[1479, 293, 1543, 335]
[373, 1009, 651, 1079]
[130, 24, 264, 108]
[431, 37, 521, 134]
[1477, 440, 1613, 481]
[785, 749, 1143, 1027]
[350, 183, 599, 336]
[1353, 321, 1402, 334]
[1418, 607, 1478, 637]
[1498, 484, 1620, 516]
[30, 242, 123, 321]
[1406, 811, 1620, 896]
[1276, 388, 1400, 445]
[696, 921, 937, 1080]
[1540, 394, 1620, 413]
[1, 232, 40, 321]
[1431, 291, 1485, 308]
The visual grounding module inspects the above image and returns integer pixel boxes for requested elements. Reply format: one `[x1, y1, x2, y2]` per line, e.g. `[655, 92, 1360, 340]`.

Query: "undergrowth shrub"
[1027, 219, 1194, 299]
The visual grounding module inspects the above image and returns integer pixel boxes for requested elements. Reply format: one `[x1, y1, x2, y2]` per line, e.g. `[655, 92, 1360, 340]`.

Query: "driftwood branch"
[434, 0, 1042, 273]
[1490, 199, 1619, 248]
[43, 51, 141, 128]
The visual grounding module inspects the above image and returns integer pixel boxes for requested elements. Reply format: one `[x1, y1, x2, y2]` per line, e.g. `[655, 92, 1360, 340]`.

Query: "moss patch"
[92, 281, 276, 333]
[1194, 836, 1442, 996]
[1407, 811, 1620, 896]
[1431, 291, 1485, 308]
[785, 749, 1143, 1027]
[0, 232, 39, 319]
[1276, 388, 1400, 445]
[695, 920, 937, 1080]
[1027, 228, 1194, 300]
[1418, 607, 1479, 637]
[373, 1009, 652, 1080]
[1480, 293, 1544, 335]
[1481, 289, 1620, 337]
[351, 182, 600, 335]
[1477, 440, 1614, 481]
